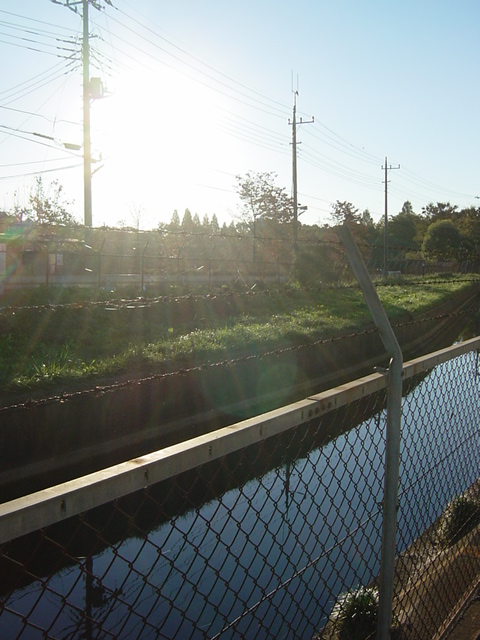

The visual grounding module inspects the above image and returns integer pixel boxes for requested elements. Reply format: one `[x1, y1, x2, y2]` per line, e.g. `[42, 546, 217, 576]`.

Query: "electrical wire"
[1, 4, 477, 216]
[0, 156, 75, 169]
[0, 125, 81, 158]
[105, 5, 291, 116]
[90, 9, 290, 121]
[0, 8, 76, 34]
[0, 60, 79, 108]
[0, 161, 83, 181]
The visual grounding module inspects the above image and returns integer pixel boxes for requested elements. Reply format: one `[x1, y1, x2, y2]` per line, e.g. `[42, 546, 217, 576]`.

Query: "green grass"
[0, 276, 476, 397]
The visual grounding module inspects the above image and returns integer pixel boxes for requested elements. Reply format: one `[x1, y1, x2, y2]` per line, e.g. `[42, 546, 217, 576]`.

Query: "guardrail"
[1, 337, 480, 638]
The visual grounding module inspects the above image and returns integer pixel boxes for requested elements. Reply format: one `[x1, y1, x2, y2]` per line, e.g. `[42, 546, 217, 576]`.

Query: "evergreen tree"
[400, 200, 415, 216]
[330, 201, 361, 226]
[211, 214, 220, 233]
[182, 208, 194, 229]
[170, 210, 180, 227]
[422, 202, 459, 222]
[193, 213, 201, 227]
[361, 209, 374, 226]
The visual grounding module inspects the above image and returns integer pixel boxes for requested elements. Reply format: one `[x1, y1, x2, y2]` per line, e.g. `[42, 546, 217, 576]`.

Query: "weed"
[0, 278, 475, 395]
[437, 495, 480, 547]
[330, 586, 379, 640]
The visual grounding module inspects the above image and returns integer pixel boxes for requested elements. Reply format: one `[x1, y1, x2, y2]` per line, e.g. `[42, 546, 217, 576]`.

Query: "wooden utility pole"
[288, 87, 314, 254]
[382, 157, 400, 277]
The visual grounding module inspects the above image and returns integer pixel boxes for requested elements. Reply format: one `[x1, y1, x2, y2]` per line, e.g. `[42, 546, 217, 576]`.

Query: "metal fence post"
[337, 224, 403, 640]
[97, 239, 105, 289]
[141, 242, 149, 291]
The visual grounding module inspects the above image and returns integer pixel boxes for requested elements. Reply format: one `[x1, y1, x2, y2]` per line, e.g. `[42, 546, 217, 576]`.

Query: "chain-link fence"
[1, 338, 480, 639]
[2, 230, 478, 292]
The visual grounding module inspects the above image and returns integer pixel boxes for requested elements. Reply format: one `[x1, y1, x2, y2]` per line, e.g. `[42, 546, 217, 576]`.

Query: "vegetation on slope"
[0, 276, 476, 398]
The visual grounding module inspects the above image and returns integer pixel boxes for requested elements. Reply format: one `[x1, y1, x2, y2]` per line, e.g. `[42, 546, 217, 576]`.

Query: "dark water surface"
[2, 344, 480, 639]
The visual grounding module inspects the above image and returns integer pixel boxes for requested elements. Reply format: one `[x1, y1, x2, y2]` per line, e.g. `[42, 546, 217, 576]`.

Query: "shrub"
[437, 495, 480, 547]
[331, 586, 379, 640]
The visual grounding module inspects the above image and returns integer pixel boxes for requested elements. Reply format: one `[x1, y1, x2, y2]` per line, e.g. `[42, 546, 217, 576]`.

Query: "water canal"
[2, 343, 480, 639]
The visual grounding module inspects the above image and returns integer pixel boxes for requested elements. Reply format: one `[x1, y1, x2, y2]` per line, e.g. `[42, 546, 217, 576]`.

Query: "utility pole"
[288, 86, 314, 254]
[51, 0, 111, 229]
[83, 0, 92, 228]
[382, 157, 400, 278]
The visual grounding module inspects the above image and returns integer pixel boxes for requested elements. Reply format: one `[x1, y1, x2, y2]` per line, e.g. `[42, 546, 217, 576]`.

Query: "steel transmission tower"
[51, 0, 112, 228]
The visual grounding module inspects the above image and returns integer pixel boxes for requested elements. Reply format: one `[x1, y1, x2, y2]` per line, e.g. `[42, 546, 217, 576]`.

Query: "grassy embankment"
[0, 276, 476, 398]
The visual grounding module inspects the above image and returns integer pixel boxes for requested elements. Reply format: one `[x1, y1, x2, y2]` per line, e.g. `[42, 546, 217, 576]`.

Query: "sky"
[0, 0, 479, 230]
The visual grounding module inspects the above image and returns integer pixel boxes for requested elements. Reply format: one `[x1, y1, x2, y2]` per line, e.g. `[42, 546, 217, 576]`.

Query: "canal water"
[1, 350, 480, 639]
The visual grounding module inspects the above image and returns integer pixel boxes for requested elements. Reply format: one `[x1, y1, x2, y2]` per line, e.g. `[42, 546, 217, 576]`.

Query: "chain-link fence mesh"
[1, 346, 480, 639]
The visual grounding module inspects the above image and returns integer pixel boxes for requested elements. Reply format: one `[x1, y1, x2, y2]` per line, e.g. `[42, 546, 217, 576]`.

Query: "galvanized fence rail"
[1, 337, 480, 639]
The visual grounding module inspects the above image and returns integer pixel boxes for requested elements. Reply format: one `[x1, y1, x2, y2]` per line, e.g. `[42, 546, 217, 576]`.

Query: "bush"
[437, 495, 480, 547]
[331, 586, 379, 640]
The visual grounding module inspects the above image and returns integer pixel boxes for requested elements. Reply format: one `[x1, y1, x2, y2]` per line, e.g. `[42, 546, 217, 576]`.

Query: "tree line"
[1, 172, 479, 286]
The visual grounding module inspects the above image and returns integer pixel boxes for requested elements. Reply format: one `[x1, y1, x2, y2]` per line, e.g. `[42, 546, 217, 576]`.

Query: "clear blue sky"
[0, 0, 479, 229]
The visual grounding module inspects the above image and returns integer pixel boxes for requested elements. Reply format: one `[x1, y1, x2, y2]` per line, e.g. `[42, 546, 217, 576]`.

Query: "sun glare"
[91, 66, 230, 224]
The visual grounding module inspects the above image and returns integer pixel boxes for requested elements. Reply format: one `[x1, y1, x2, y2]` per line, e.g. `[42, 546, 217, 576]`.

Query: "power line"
[0, 8, 76, 32]
[0, 61, 78, 107]
[0, 161, 83, 181]
[114, 6, 290, 116]
[90, 8, 290, 121]
[0, 156, 74, 169]
[0, 126, 80, 156]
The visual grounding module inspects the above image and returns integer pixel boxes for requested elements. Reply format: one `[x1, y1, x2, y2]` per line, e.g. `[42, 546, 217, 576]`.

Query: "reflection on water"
[1, 350, 480, 638]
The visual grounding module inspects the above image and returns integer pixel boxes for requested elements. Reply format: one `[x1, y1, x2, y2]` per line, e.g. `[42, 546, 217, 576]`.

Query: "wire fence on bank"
[1, 337, 480, 639]
[0, 308, 473, 415]
[1, 226, 479, 292]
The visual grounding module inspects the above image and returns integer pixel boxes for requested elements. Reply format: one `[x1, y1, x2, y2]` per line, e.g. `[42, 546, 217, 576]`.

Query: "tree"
[388, 210, 423, 256]
[294, 224, 349, 284]
[236, 171, 295, 267]
[181, 208, 194, 229]
[422, 219, 462, 260]
[169, 210, 180, 228]
[129, 203, 146, 231]
[422, 202, 459, 222]
[330, 201, 361, 226]
[210, 214, 220, 233]
[235, 171, 293, 225]
[456, 206, 480, 247]
[361, 209, 374, 226]
[400, 200, 415, 216]
[24, 176, 77, 226]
